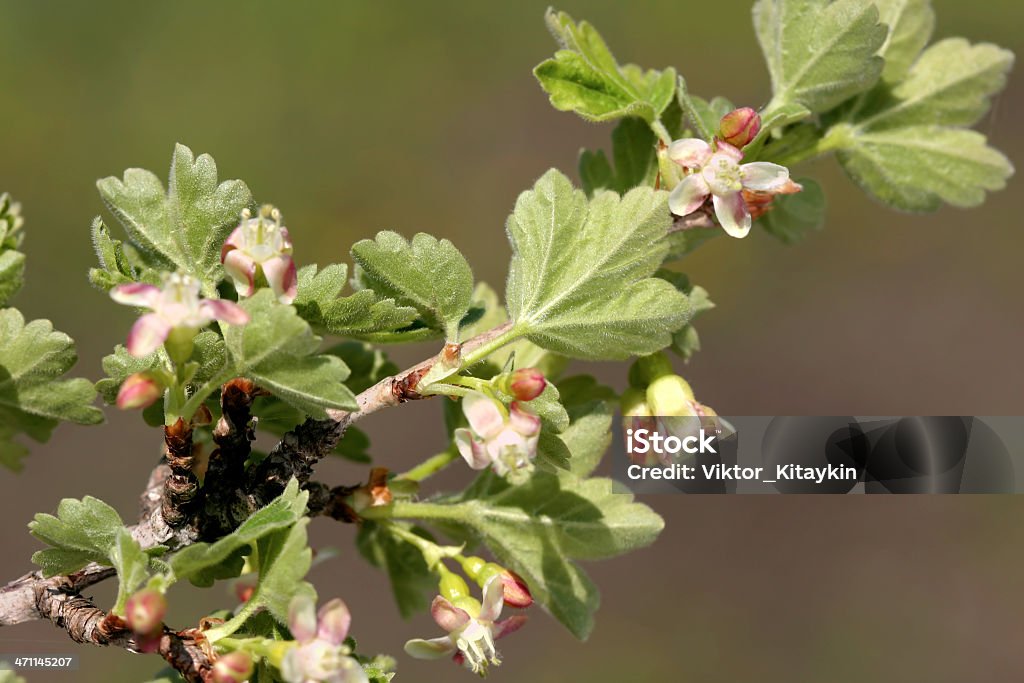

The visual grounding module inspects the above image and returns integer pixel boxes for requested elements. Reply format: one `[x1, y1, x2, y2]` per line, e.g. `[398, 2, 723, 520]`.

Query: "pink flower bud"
[125, 588, 167, 637]
[212, 651, 254, 683]
[497, 569, 533, 609]
[508, 368, 546, 401]
[719, 108, 761, 148]
[116, 372, 163, 410]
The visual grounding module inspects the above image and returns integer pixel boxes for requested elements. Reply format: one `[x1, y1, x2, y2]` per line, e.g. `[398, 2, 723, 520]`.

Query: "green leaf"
[506, 170, 690, 360]
[754, 0, 887, 114]
[225, 291, 357, 418]
[88, 217, 139, 291]
[111, 528, 150, 614]
[534, 9, 676, 123]
[655, 271, 714, 362]
[552, 378, 616, 478]
[873, 0, 936, 83]
[351, 232, 473, 340]
[166, 478, 307, 588]
[250, 518, 315, 624]
[0, 309, 103, 471]
[29, 495, 124, 576]
[356, 522, 436, 618]
[95, 345, 161, 405]
[579, 118, 658, 197]
[832, 125, 1013, 211]
[442, 469, 663, 639]
[293, 264, 417, 339]
[0, 193, 25, 306]
[96, 143, 252, 292]
[761, 178, 826, 243]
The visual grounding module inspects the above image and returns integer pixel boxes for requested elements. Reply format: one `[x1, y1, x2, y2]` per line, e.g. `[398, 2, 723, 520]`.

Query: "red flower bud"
[116, 372, 163, 411]
[508, 368, 546, 401]
[212, 651, 254, 683]
[235, 581, 255, 603]
[498, 569, 533, 609]
[719, 108, 761, 148]
[125, 588, 167, 637]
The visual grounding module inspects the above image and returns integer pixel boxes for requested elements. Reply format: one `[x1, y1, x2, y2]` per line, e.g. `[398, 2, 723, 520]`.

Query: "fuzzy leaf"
[225, 291, 356, 418]
[351, 232, 473, 341]
[88, 218, 139, 291]
[96, 144, 252, 292]
[166, 479, 307, 588]
[761, 178, 826, 243]
[0, 193, 25, 306]
[29, 496, 124, 576]
[293, 264, 417, 339]
[535, 9, 676, 123]
[0, 310, 103, 471]
[95, 345, 160, 405]
[250, 518, 315, 624]
[446, 469, 664, 639]
[111, 528, 150, 613]
[873, 0, 936, 83]
[655, 271, 714, 362]
[506, 170, 689, 360]
[579, 118, 658, 196]
[754, 0, 887, 114]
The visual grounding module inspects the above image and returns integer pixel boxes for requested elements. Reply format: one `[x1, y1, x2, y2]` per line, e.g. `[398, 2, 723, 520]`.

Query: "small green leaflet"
[110, 528, 150, 614]
[226, 291, 357, 418]
[0, 310, 103, 472]
[655, 271, 715, 362]
[249, 517, 315, 624]
[29, 496, 124, 576]
[447, 468, 663, 640]
[351, 232, 474, 341]
[0, 193, 25, 306]
[827, 38, 1014, 211]
[95, 345, 160, 405]
[293, 264, 417, 339]
[535, 9, 676, 123]
[873, 0, 936, 83]
[505, 169, 690, 360]
[578, 118, 658, 197]
[753, 0, 887, 114]
[88, 218, 140, 291]
[163, 478, 307, 588]
[96, 143, 252, 293]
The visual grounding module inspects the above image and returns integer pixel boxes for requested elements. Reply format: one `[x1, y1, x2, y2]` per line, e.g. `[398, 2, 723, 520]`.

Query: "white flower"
[667, 138, 790, 238]
[404, 576, 527, 676]
[281, 596, 368, 683]
[454, 392, 540, 481]
[221, 205, 297, 304]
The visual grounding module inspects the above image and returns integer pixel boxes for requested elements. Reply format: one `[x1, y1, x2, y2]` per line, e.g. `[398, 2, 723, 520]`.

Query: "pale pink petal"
[221, 226, 245, 261]
[223, 249, 257, 298]
[316, 598, 352, 646]
[288, 595, 318, 643]
[127, 313, 171, 357]
[110, 283, 160, 309]
[404, 637, 456, 660]
[462, 392, 505, 439]
[713, 192, 752, 239]
[279, 226, 294, 251]
[199, 299, 250, 326]
[486, 429, 529, 464]
[455, 429, 492, 470]
[508, 403, 541, 438]
[431, 596, 470, 633]
[740, 162, 790, 191]
[667, 138, 712, 168]
[493, 615, 528, 640]
[715, 140, 744, 162]
[479, 576, 504, 622]
[262, 255, 298, 304]
[667, 174, 710, 217]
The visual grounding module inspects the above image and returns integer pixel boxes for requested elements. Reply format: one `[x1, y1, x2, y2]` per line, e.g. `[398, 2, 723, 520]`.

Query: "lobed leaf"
[293, 264, 417, 339]
[29, 496, 124, 576]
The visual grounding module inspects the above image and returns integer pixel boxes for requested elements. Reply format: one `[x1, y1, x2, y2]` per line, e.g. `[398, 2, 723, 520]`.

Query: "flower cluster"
[454, 392, 541, 482]
[221, 205, 298, 305]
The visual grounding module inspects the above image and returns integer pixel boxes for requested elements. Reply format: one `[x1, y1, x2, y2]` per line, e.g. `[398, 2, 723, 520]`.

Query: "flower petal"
[262, 255, 298, 305]
[462, 392, 505, 440]
[431, 595, 471, 632]
[110, 283, 160, 309]
[126, 314, 171, 358]
[199, 299, 250, 326]
[715, 141, 744, 162]
[508, 403, 541, 438]
[288, 595, 318, 643]
[493, 615, 528, 640]
[223, 249, 257, 298]
[741, 162, 790, 191]
[316, 598, 352, 646]
[713, 192, 752, 239]
[667, 138, 712, 168]
[221, 226, 245, 260]
[404, 637, 456, 660]
[667, 174, 710, 217]
[455, 429, 491, 470]
[479, 576, 504, 622]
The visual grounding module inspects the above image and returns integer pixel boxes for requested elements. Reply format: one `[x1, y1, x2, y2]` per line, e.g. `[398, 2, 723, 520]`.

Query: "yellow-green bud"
[438, 568, 471, 602]
[620, 388, 652, 417]
[646, 375, 697, 416]
[458, 555, 487, 580]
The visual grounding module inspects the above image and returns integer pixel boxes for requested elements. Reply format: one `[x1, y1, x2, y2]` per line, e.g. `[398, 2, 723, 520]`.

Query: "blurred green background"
[1, 1, 1022, 681]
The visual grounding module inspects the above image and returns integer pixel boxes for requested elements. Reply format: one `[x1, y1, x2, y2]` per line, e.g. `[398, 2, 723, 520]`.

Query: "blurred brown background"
[1, 1, 1022, 681]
